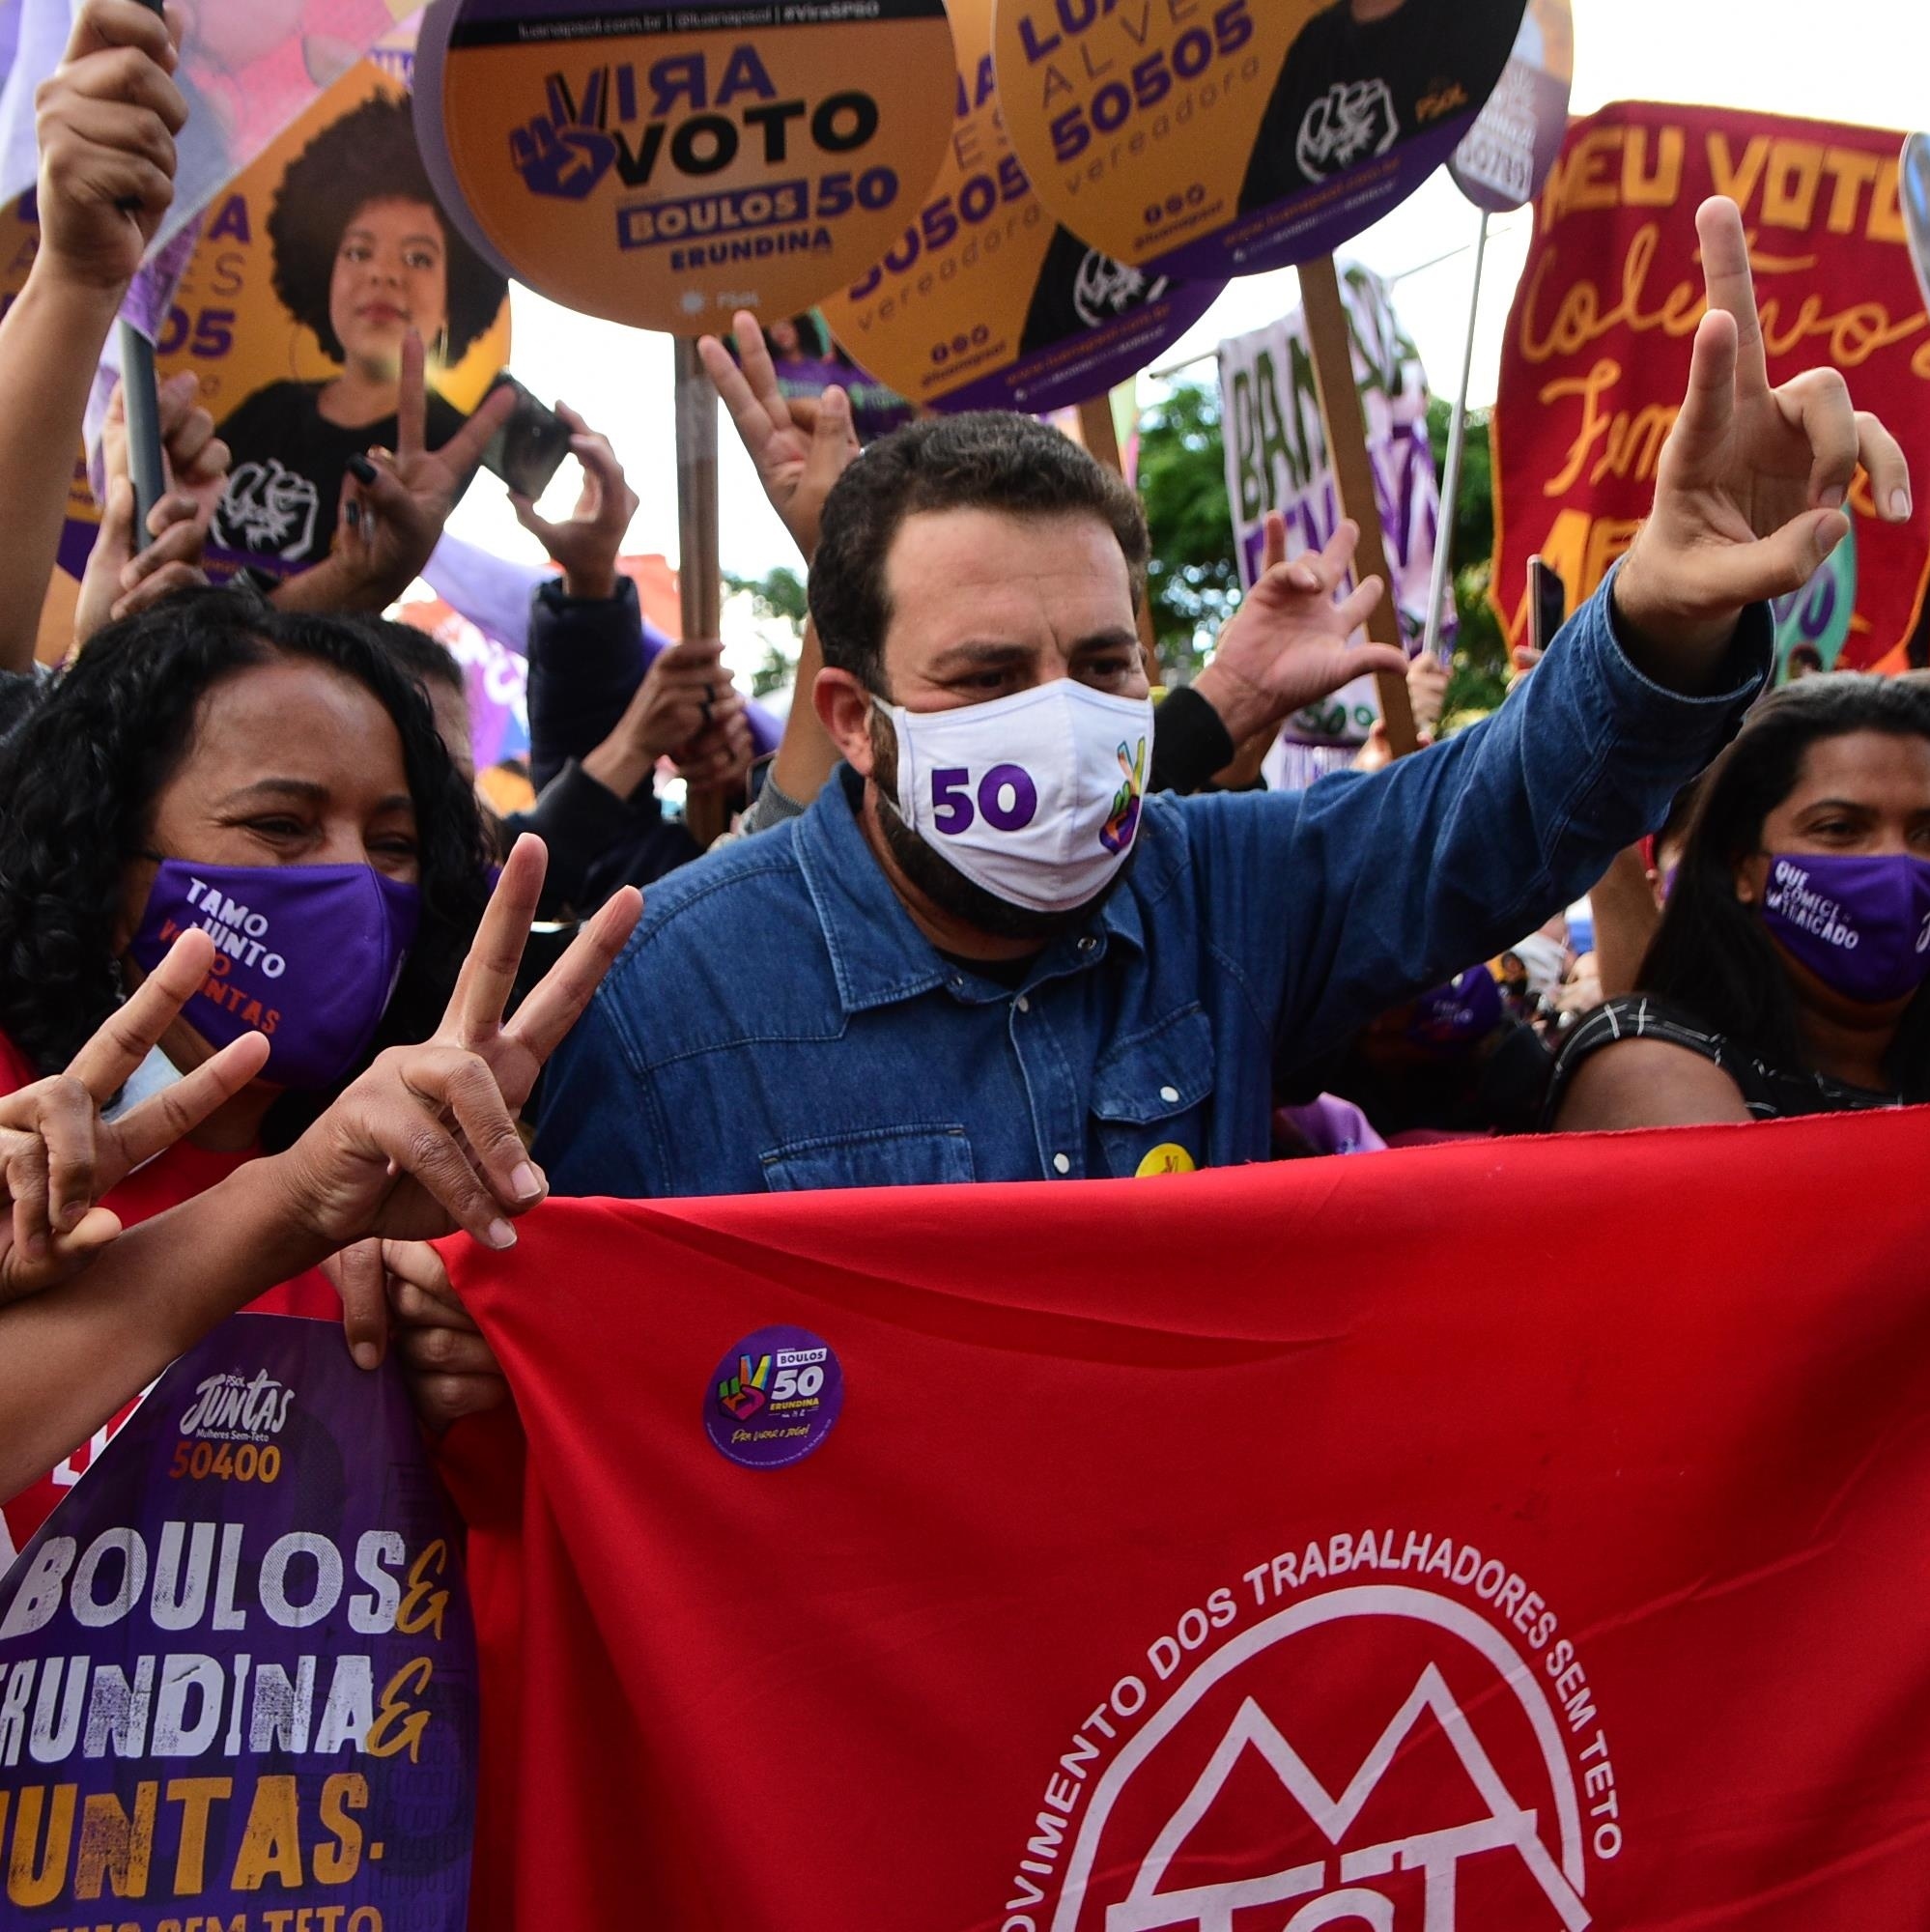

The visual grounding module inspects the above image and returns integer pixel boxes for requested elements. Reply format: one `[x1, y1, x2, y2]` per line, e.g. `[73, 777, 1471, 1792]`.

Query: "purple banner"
[0, 1313, 475, 1930]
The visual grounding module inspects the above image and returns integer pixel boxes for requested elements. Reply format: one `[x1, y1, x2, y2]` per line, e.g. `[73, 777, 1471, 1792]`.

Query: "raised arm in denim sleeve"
[1191, 564, 1773, 1066]
[526, 575, 645, 790]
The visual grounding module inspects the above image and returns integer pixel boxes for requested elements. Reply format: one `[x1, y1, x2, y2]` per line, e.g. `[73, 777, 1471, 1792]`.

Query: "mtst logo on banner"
[1017, 1562, 1608, 1930]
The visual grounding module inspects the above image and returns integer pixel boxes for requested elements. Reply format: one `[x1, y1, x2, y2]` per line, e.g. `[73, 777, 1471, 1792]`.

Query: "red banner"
[446, 1108, 1930, 1929]
[1492, 100, 1930, 670]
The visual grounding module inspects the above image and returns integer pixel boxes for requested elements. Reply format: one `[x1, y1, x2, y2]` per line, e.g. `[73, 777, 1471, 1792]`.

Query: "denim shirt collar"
[793, 766, 1153, 1015]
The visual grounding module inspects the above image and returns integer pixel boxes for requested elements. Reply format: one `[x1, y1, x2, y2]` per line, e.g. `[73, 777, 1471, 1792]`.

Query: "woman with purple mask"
[1547, 677, 1930, 1129]
[0, 592, 637, 1556]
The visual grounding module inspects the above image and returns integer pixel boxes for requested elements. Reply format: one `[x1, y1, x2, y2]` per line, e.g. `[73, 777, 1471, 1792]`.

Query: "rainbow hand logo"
[1101, 737, 1148, 854]
[719, 1353, 773, 1420]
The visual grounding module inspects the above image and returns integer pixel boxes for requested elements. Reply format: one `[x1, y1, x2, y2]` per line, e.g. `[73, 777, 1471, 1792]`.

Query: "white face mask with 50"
[876, 680, 1155, 914]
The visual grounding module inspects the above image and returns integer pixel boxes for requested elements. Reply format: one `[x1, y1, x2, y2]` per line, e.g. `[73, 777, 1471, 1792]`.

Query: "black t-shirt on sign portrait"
[212, 379, 469, 576]
[1239, 0, 1480, 216]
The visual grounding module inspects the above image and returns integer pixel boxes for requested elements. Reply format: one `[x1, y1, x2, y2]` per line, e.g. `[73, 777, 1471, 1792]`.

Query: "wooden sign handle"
[673, 338, 729, 847]
[1075, 393, 1161, 682]
[1297, 254, 1418, 758]
[674, 338, 722, 641]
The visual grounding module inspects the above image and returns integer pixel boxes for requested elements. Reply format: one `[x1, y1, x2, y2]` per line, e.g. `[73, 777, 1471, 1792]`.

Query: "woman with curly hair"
[211, 92, 508, 574]
[0, 589, 500, 1557]
[1547, 675, 1930, 1129]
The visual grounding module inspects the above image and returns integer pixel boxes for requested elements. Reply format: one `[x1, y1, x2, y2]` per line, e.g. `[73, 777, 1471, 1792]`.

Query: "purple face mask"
[128, 860, 422, 1090]
[1760, 851, 1930, 1006]
[1404, 967, 1504, 1054]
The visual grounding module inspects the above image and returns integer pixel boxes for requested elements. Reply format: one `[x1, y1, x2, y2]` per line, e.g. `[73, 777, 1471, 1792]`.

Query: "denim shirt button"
[1078, 937, 1096, 952]
[1052, 1152, 1071, 1175]
[1016, 994, 1031, 1013]
[1160, 1085, 1180, 1103]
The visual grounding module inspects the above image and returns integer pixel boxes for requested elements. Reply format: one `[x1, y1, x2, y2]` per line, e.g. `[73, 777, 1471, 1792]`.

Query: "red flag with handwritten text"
[444, 1109, 1930, 1929]
[1492, 100, 1930, 672]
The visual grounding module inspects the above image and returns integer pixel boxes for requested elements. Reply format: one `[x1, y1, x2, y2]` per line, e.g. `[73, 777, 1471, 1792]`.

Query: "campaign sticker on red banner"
[819, 0, 1223, 414]
[992, 0, 1524, 279]
[1447, 0, 1573, 213]
[706, 1326, 844, 1470]
[428, 0, 956, 334]
[0, 1314, 476, 1929]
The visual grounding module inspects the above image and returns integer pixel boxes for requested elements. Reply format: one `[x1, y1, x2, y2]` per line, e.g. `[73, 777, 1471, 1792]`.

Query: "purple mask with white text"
[129, 859, 421, 1090]
[1759, 851, 1930, 1006]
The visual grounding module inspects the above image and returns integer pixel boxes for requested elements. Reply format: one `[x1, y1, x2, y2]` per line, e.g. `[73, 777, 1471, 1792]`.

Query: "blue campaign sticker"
[705, 1326, 845, 1470]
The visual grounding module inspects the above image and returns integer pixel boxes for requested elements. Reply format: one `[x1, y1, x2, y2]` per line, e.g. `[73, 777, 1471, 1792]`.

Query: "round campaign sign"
[430, 0, 957, 334]
[705, 1325, 846, 1470]
[1904, 132, 1930, 317]
[819, 0, 1224, 413]
[1447, 0, 1573, 213]
[992, 0, 1525, 280]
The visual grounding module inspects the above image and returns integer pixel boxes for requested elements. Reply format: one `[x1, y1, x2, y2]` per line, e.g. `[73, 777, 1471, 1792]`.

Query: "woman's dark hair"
[269, 94, 507, 365]
[0, 591, 491, 1135]
[764, 311, 830, 359]
[809, 412, 1149, 694]
[1640, 673, 1930, 1094]
[358, 615, 465, 697]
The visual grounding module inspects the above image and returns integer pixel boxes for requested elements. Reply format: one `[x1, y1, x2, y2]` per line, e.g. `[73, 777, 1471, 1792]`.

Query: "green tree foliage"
[724, 566, 809, 698]
[1134, 380, 1510, 722]
[1135, 383, 1239, 682]
[1425, 395, 1509, 724]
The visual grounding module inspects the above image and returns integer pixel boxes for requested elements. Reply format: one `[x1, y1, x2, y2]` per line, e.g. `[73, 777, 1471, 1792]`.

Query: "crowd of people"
[0, 0, 1925, 1555]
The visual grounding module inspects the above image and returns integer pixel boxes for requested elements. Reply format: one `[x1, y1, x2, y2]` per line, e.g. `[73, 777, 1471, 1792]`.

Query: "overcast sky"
[440, 0, 1930, 606]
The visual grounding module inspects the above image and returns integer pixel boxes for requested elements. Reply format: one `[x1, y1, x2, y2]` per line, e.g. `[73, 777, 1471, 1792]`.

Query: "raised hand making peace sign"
[0, 929, 268, 1303]
[697, 310, 861, 565]
[0, 842, 639, 1498]
[274, 329, 517, 616]
[1614, 196, 1914, 674]
[266, 834, 639, 1259]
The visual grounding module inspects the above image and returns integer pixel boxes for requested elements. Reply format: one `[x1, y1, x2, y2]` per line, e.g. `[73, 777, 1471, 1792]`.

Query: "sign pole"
[674, 338, 728, 847]
[1298, 253, 1418, 758]
[1075, 392, 1161, 679]
[118, 0, 169, 552]
[1423, 208, 1489, 665]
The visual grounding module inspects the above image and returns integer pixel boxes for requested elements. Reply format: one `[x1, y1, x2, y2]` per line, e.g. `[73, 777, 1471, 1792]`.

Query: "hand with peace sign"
[697, 310, 861, 565]
[262, 833, 640, 1254]
[0, 928, 269, 1304]
[1614, 196, 1914, 676]
[272, 328, 517, 615]
[0, 842, 638, 1500]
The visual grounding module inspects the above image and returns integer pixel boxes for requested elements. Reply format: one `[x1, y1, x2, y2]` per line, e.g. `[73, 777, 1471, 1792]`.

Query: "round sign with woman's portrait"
[158, 61, 512, 581]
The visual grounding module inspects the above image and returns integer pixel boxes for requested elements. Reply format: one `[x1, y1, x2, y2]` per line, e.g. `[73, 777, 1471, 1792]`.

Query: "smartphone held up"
[480, 375, 573, 500]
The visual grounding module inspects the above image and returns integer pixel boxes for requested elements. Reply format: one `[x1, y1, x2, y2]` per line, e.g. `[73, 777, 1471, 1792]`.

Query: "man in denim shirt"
[533, 200, 1913, 1201]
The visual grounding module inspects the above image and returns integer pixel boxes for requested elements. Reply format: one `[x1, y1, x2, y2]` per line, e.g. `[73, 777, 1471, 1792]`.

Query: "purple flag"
[0, 1313, 475, 1926]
